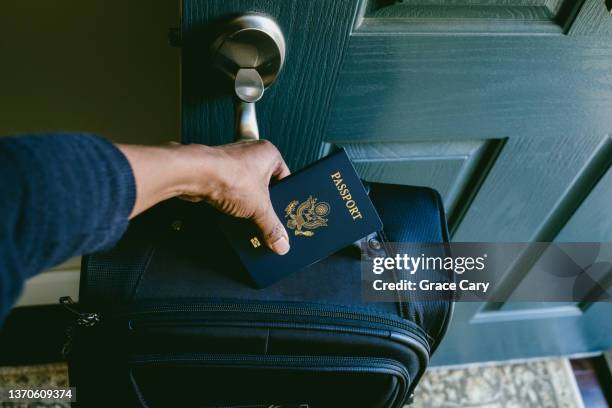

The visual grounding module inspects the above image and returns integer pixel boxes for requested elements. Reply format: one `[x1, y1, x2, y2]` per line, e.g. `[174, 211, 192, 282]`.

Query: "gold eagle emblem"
[284, 196, 330, 237]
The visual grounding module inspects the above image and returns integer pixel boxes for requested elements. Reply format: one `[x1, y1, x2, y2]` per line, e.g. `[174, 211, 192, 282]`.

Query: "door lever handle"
[211, 14, 285, 142]
[234, 68, 264, 141]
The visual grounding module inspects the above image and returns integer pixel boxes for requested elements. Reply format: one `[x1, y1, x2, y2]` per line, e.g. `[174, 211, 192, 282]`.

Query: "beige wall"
[1, 1, 181, 307]
[0, 0, 180, 144]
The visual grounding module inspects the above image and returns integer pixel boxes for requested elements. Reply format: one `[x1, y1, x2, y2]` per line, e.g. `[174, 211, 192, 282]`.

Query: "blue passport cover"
[218, 149, 383, 288]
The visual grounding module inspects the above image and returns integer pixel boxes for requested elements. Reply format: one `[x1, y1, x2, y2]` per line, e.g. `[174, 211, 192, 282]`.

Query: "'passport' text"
[331, 171, 363, 220]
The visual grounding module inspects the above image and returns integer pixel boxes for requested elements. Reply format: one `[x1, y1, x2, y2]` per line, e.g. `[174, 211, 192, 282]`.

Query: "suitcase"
[65, 182, 454, 407]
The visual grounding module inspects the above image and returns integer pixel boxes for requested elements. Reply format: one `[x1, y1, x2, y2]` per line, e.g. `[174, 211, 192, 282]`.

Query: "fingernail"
[270, 236, 290, 255]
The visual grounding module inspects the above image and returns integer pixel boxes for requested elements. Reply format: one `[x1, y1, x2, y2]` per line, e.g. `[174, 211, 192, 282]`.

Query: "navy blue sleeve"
[0, 134, 136, 323]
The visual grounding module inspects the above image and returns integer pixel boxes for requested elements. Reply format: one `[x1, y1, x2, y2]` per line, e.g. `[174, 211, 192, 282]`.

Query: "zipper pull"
[59, 296, 100, 359]
[59, 296, 100, 327]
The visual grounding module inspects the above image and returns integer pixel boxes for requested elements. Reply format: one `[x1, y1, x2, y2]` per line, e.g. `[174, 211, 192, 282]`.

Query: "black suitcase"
[66, 182, 454, 407]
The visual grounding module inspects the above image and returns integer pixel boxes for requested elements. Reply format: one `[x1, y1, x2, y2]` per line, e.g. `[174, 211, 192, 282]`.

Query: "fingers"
[256, 139, 290, 180]
[253, 201, 290, 256]
[272, 158, 291, 180]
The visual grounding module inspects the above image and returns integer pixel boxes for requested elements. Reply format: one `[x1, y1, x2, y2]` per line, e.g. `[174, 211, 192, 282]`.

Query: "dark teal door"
[181, 0, 612, 365]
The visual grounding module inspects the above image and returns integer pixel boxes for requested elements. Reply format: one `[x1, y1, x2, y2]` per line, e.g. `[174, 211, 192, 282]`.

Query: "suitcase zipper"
[125, 301, 431, 351]
[60, 296, 100, 327]
[59, 296, 101, 358]
[133, 353, 409, 374]
[59, 299, 430, 361]
[130, 318, 391, 338]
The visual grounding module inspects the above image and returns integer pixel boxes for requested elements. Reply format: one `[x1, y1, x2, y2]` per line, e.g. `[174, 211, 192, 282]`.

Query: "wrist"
[171, 143, 223, 199]
[118, 143, 201, 218]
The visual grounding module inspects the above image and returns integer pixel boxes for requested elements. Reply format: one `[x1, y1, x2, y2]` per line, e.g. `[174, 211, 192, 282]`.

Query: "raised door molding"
[355, 0, 585, 34]
[330, 139, 504, 233]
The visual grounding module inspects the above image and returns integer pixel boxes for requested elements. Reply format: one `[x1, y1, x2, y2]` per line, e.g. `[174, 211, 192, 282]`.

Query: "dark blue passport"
[218, 148, 383, 288]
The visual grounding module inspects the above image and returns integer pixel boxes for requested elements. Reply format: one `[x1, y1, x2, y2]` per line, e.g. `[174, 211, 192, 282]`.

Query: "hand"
[118, 140, 291, 255]
[179, 140, 291, 255]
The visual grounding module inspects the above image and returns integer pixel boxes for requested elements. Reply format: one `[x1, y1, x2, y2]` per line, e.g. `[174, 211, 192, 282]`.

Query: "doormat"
[0, 362, 69, 407]
[411, 358, 584, 408]
[0, 358, 584, 407]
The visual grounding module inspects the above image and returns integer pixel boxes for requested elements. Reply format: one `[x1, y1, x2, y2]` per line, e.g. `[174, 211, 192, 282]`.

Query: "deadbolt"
[211, 14, 286, 142]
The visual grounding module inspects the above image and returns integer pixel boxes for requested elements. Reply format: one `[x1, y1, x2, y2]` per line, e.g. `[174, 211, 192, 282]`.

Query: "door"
[180, 0, 612, 365]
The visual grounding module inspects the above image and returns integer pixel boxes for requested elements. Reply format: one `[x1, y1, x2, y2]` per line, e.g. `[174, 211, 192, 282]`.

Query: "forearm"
[118, 143, 191, 218]
[0, 134, 135, 322]
[117, 143, 220, 219]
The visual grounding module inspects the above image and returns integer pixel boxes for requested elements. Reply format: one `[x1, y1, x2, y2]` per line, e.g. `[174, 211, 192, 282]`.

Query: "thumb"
[253, 202, 290, 255]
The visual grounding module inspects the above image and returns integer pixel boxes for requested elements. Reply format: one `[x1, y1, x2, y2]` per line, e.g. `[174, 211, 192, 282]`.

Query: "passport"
[218, 148, 383, 288]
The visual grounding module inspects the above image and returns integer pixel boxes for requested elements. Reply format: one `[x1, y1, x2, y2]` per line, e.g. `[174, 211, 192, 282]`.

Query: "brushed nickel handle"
[234, 100, 259, 141]
[211, 14, 285, 142]
[234, 68, 264, 141]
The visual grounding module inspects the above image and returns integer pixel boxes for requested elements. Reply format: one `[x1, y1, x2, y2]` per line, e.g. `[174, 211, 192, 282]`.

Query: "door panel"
[555, 146, 612, 242]
[181, 0, 612, 365]
[570, 0, 612, 35]
[435, 137, 612, 364]
[331, 140, 503, 232]
[358, 0, 583, 35]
